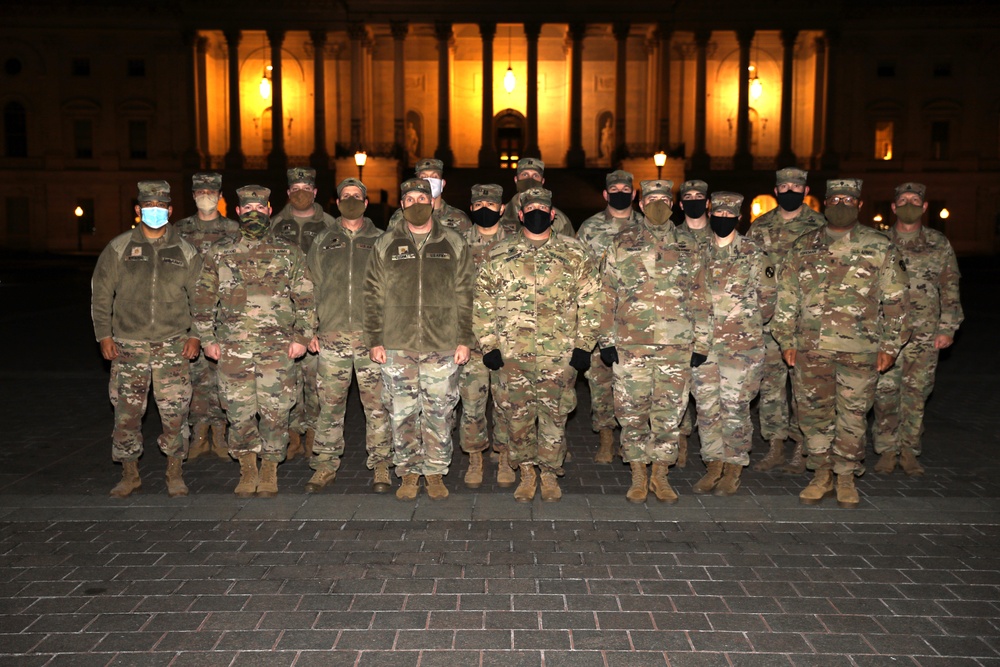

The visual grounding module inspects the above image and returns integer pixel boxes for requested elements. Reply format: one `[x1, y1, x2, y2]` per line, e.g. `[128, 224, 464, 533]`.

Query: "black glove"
[569, 347, 592, 372]
[690, 352, 708, 368]
[599, 346, 619, 367]
[482, 349, 504, 370]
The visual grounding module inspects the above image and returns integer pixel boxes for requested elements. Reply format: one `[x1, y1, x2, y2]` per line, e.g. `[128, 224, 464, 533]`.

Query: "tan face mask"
[643, 200, 672, 225]
[289, 190, 315, 210]
[338, 198, 366, 220]
[402, 203, 433, 225]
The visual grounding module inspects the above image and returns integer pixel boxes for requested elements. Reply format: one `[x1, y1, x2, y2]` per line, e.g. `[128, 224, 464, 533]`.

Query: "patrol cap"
[471, 183, 504, 204]
[776, 167, 808, 186]
[605, 170, 633, 189]
[337, 177, 367, 200]
[192, 172, 222, 191]
[401, 178, 432, 197]
[826, 178, 863, 198]
[236, 184, 271, 206]
[519, 186, 553, 209]
[679, 179, 709, 196]
[286, 167, 316, 186]
[137, 180, 171, 203]
[516, 157, 545, 176]
[415, 158, 444, 176]
[640, 179, 674, 199]
[709, 191, 744, 216]
[894, 182, 926, 201]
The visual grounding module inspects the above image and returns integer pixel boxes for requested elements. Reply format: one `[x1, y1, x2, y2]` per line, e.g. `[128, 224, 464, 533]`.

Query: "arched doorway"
[495, 109, 525, 170]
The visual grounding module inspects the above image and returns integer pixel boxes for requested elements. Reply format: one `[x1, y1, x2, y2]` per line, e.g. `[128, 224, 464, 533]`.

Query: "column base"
[690, 150, 710, 172]
[434, 147, 455, 170]
[733, 151, 753, 171]
[565, 146, 586, 169]
[776, 149, 798, 167]
[224, 151, 244, 171]
[267, 151, 288, 173]
[478, 148, 499, 169]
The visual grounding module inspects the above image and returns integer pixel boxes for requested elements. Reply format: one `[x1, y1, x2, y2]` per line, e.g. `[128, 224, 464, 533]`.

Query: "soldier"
[576, 170, 643, 464]
[270, 167, 335, 461]
[690, 192, 776, 496]
[173, 172, 239, 461]
[772, 178, 909, 508]
[499, 158, 573, 235]
[92, 180, 202, 498]
[194, 185, 315, 498]
[364, 178, 474, 501]
[600, 179, 712, 503]
[873, 182, 963, 476]
[386, 158, 473, 233]
[748, 167, 827, 474]
[460, 183, 516, 489]
[475, 186, 602, 502]
[304, 178, 392, 493]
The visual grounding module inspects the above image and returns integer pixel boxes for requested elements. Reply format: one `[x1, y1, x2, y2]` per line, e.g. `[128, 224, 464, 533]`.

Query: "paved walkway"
[0, 256, 997, 666]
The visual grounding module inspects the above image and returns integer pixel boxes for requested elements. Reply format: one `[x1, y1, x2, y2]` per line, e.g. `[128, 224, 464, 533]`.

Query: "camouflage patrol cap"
[894, 182, 926, 201]
[137, 180, 171, 203]
[519, 187, 553, 209]
[415, 158, 445, 176]
[679, 179, 709, 196]
[826, 178, 863, 198]
[516, 157, 545, 175]
[400, 178, 432, 196]
[605, 170, 633, 189]
[337, 177, 367, 200]
[286, 167, 316, 186]
[640, 179, 674, 199]
[192, 172, 222, 191]
[471, 183, 504, 204]
[709, 191, 744, 216]
[236, 184, 271, 206]
[776, 167, 808, 186]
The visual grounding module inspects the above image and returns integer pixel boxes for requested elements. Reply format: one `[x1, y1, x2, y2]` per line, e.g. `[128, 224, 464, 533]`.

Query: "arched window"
[3, 101, 27, 157]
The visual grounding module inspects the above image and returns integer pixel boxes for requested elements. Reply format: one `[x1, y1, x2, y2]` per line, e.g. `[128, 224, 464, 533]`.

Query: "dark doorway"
[495, 109, 525, 170]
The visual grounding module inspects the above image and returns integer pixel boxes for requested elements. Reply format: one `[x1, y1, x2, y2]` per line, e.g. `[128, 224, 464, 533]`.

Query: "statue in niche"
[405, 110, 422, 166]
[599, 114, 615, 161]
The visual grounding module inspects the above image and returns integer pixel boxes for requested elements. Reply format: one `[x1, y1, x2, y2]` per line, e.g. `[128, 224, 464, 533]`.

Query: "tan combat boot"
[798, 468, 834, 505]
[753, 438, 786, 472]
[836, 473, 860, 508]
[676, 434, 689, 468]
[234, 453, 258, 498]
[256, 460, 279, 498]
[165, 456, 188, 498]
[286, 431, 304, 461]
[513, 463, 537, 502]
[782, 441, 807, 474]
[626, 461, 648, 504]
[649, 462, 678, 503]
[464, 451, 484, 489]
[210, 423, 229, 459]
[187, 424, 211, 460]
[305, 469, 336, 493]
[396, 473, 420, 500]
[425, 474, 449, 500]
[899, 449, 925, 477]
[496, 449, 516, 487]
[714, 463, 743, 497]
[594, 429, 615, 463]
[873, 451, 898, 474]
[110, 460, 141, 498]
[373, 461, 392, 493]
[539, 471, 562, 502]
[692, 460, 725, 495]
[304, 429, 316, 458]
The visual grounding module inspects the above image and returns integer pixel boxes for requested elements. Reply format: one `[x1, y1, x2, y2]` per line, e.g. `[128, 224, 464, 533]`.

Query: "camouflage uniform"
[678, 180, 712, 443]
[499, 158, 573, 236]
[387, 199, 473, 234]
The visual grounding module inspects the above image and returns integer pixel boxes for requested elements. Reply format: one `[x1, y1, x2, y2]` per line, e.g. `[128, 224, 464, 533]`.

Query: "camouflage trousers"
[312, 330, 391, 472]
[613, 344, 691, 465]
[679, 400, 696, 437]
[218, 342, 296, 462]
[289, 350, 319, 434]
[497, 354, 577, 472]
[873, 339, 939, 456]
[793, 349, 878, 475]
[459, 348, 508, 454]
[692, 348, 764, 466]
[381, 349, 461, 477]
[758, 331, 803, 442]
[109, 337, 191, 462]
[187, 352, 226, 428]
[586, 348, 617, 431]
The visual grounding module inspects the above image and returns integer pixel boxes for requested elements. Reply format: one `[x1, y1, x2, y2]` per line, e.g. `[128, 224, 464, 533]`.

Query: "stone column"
[434, 21, 455, 167]
[565, 23, 586, 167]
[267, 28, 287, 171]
[196, 35, 210, 161]
[733, 28, 753, 171]
[223, 28, 244, 170]
[656, 23, 673, 150]
[348, 22, 366, 149]
[523, 22, 541, 159]
[613, 22, 629, 161]
[690, 30, 710, 171]
[811, 35, 827, 163]
[391, 21, 408, 160]
[182, 30, 201, 168]
[777, 29, 798, 166]
[310, 30, 329, 171]
[820, 30, 839, 170]
[478, 22, 498, 168]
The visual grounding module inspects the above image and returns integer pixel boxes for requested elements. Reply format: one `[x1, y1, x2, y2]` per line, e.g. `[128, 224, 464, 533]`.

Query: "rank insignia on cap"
[765, 266, 775, 279]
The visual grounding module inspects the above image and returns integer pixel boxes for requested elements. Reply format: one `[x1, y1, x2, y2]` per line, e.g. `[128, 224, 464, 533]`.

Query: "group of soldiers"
[92, 157, 963, 508]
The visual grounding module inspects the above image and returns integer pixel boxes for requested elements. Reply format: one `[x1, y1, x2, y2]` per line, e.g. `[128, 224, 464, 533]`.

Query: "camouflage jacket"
[363, 216, 474, 353]
[269, 203, 336, 254]
[600, 220, 712, 354]
[91, 225, 201, 343]
[499, 194, 573, 236]
[193, 234, 315, 348]
[576, 208, 643, 261]
[890, 225, 963, 343]
[748, 205, 827, 270]
[463, 221, 516, 273]
[772, 225, 910, 357]
[387, 198, 473, 234]
[307, 217, 383, 335]
[173, 213, 239, 255]
[475, 231, 603, 359]
[706, 235, 777, 353]
[682, 220, 713, 252]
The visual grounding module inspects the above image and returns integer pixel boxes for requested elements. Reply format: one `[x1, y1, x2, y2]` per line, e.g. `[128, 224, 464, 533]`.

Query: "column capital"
[266, 28, 285, 47]
[780, 28, 799, 48]
[568, 22, 587, 43]
[347, 21, 367, 42]
[523, 22, 542, 40]
[736, 27, 755, 46]
[694, 29, 711, 47]
[390, 20, 409, 41]
[196, 35, 208, 54]
[223, 27, 241, 47]
[655, 22, 673, 43]
[434, 20, 453, 43]
[613, 21, 630, 42]
[479, 21, 496, 41]
[310, 29, 327, 48]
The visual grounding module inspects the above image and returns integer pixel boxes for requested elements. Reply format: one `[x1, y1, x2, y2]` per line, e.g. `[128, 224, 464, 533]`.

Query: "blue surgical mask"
[140, 206, 169, 228]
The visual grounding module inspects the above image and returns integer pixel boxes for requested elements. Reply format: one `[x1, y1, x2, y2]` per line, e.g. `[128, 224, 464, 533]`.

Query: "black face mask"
[471, 207, 502, 228]
[521, 209, 553, 235]
[682, 199, 707, 219]
[710, 214, 738, 238]
[607, 191, 633, 211]
[776, 190, 805, 212]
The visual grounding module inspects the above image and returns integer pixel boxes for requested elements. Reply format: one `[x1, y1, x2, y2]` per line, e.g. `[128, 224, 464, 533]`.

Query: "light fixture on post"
[653, 151, 667, 179]
[503, 26, 516, 94]
[939, 207, 950, 220]
[259, 33, 272, 99]
[354, 149, 367, 180]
